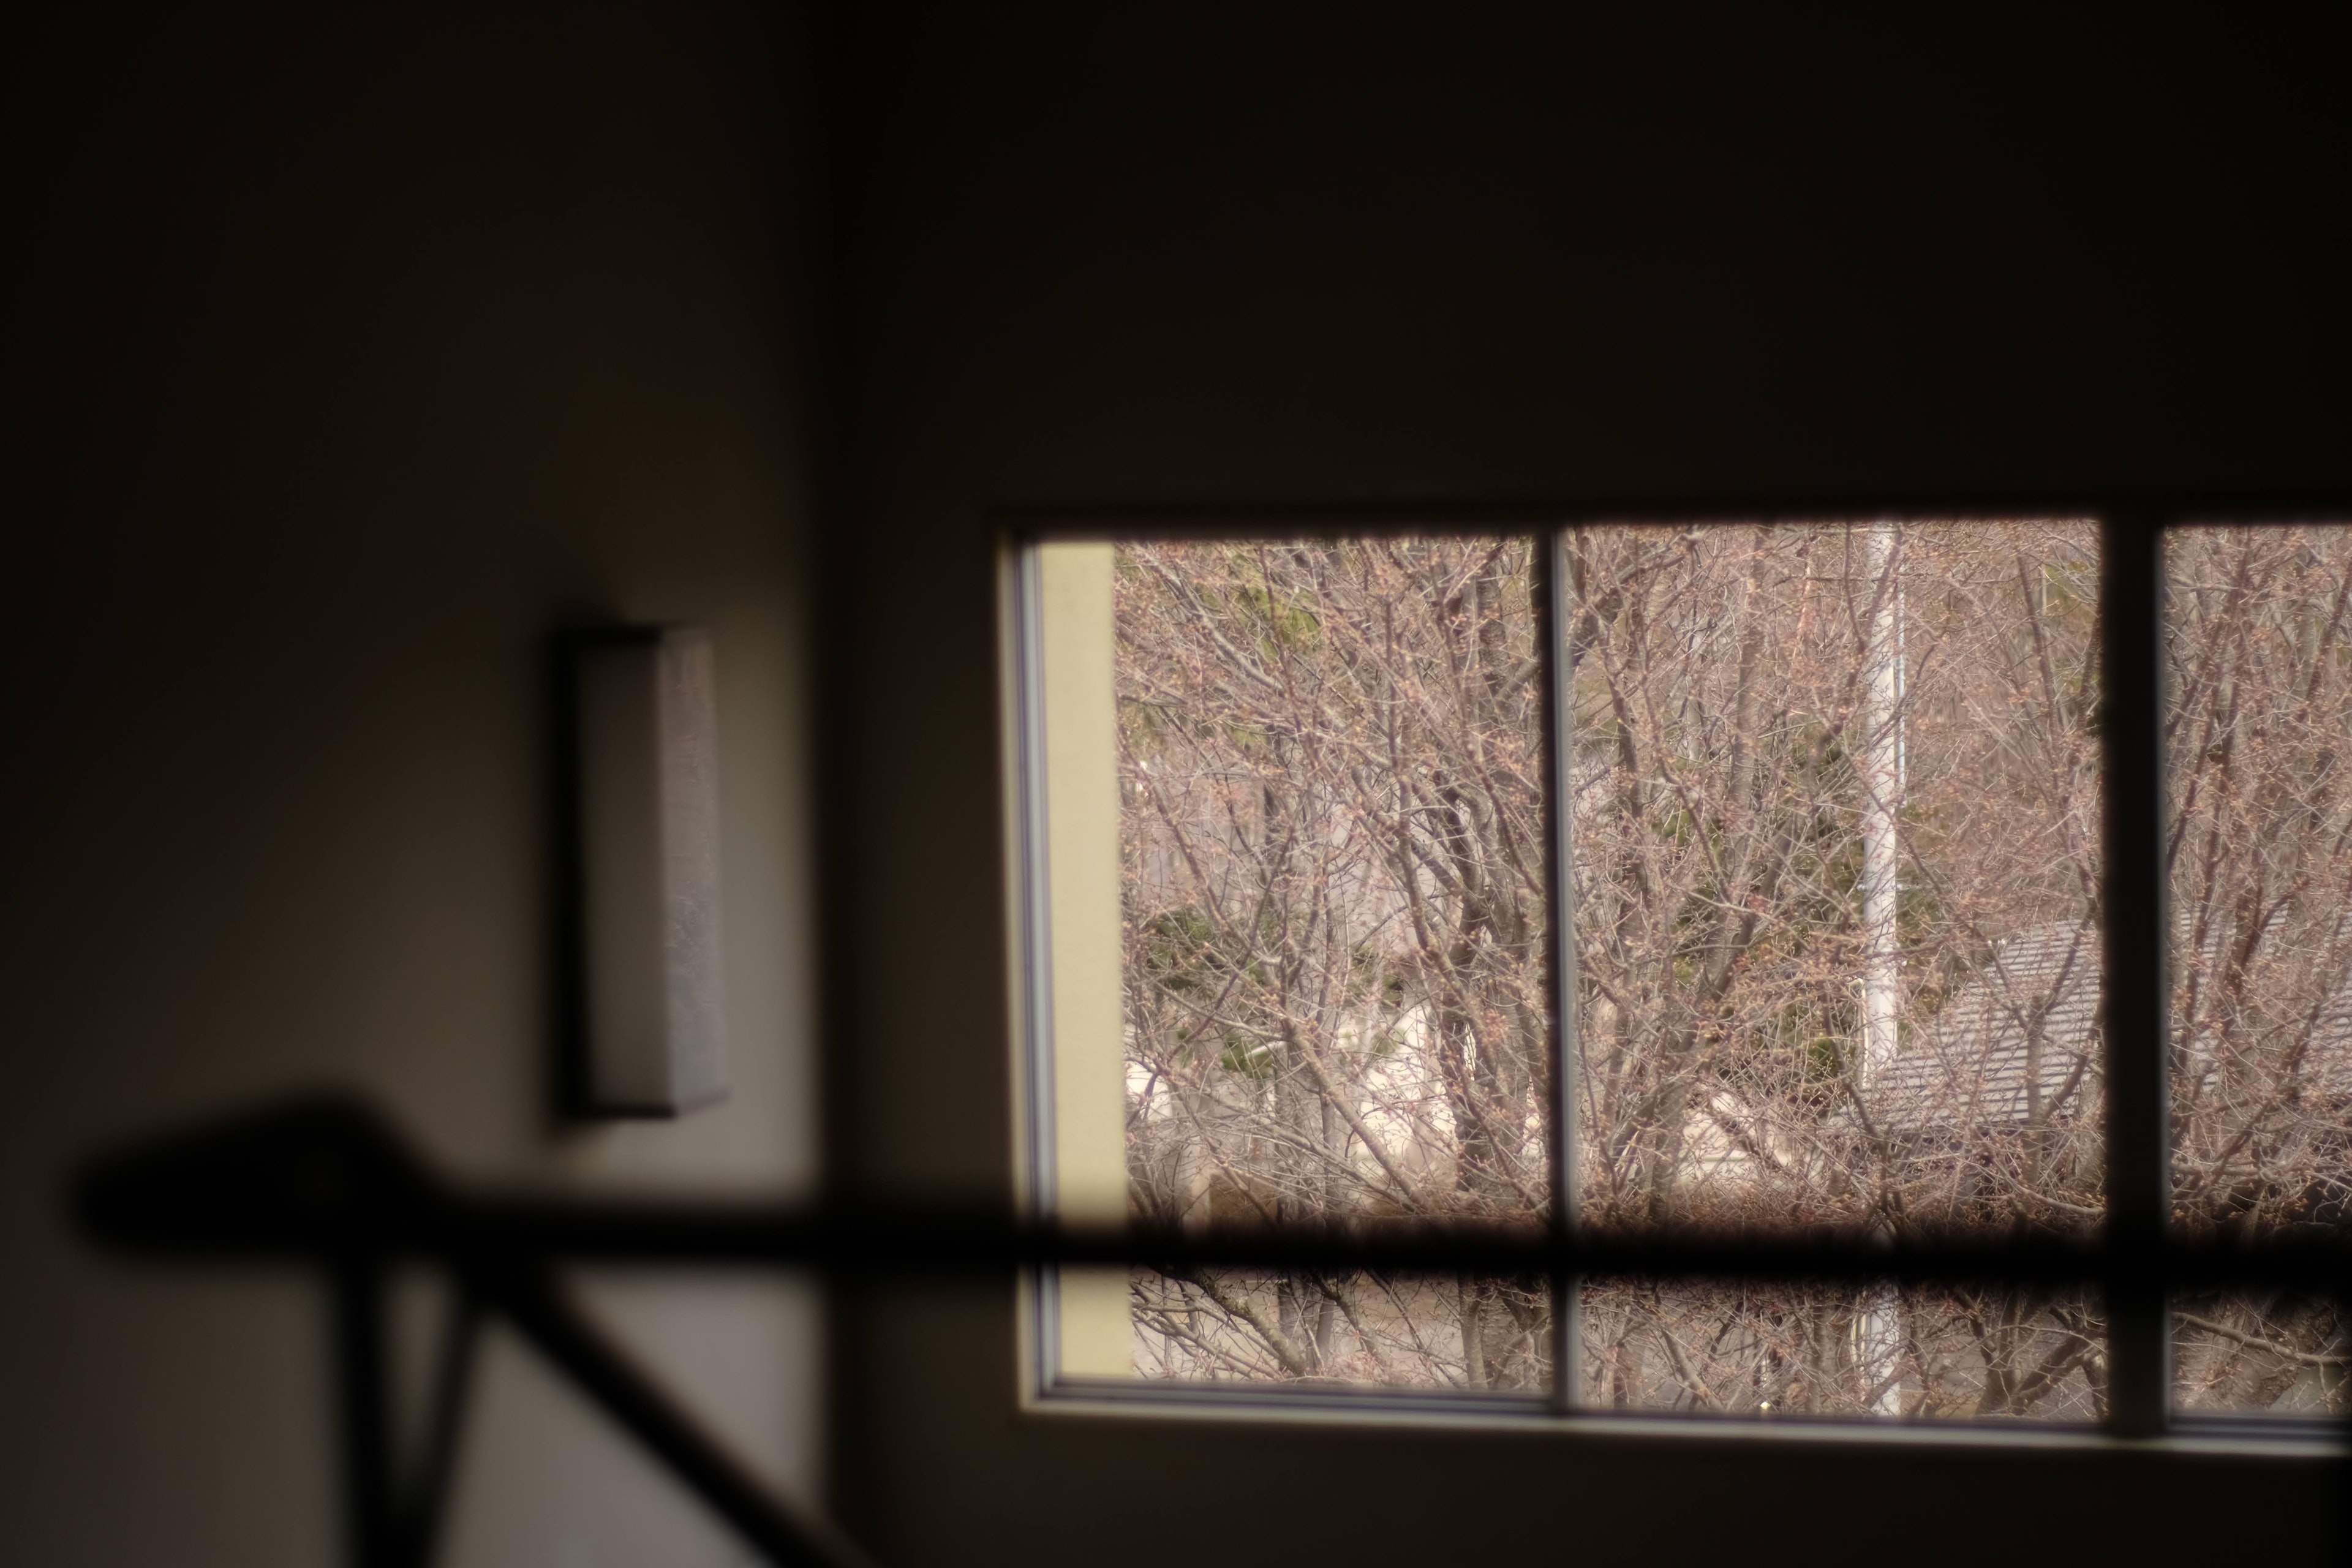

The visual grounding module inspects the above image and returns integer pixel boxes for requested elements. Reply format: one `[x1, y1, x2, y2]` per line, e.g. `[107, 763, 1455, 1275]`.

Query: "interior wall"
[2, 8, 824, 1565]
[825, 5, 2352, 1564]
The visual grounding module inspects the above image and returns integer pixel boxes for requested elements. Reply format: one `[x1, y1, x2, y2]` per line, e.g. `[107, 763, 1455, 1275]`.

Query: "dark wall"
[5, 9, 826, 1565]
[825, 5, 2351, 1564]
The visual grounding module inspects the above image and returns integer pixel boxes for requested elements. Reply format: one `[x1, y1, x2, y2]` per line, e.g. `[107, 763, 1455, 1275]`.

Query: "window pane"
[1569, 521, 2104, 1420]
[2165, 524, 2352, 1418]
[1105, 537, 1551, 1390]
[1131, 1268, 1551, 1392]
[1581, 1280, 2104, 1420]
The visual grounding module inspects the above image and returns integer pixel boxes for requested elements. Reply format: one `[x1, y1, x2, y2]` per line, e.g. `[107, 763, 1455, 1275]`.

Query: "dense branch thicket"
[1101, 526, 2349, 1417]
[2167, 527, 2352, 1412]
[1117, 538, 1550, 1389]
[1566, 522, 2102, 1417]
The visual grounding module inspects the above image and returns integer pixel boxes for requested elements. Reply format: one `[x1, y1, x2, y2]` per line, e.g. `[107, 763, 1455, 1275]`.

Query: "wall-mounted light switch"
[566, 626, 726, 1116]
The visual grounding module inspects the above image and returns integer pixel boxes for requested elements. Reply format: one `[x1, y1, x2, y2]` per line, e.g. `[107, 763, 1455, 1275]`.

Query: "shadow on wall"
[6, 7, 825, 1567]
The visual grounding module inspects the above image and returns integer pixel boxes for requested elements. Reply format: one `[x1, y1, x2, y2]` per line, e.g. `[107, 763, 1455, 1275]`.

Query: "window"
[1011, 518, 2350, 1433]
[2167, 525, 2352, 1418]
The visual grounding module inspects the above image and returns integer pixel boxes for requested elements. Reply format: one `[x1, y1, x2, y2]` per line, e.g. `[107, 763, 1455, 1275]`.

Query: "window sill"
[1024, 1378, 2348, 1460]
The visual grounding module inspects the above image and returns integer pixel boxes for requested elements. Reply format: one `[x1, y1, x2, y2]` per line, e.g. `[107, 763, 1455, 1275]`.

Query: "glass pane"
[2172, 1289, 2346, 1415]
[2166, 524, 2352, 1418]
[1568, 521, 2105, 1419]
[1581, 1280, 2104, 1420]
[1109, 537, 1551, 1390]
[1131, 1268, 1551, 1390]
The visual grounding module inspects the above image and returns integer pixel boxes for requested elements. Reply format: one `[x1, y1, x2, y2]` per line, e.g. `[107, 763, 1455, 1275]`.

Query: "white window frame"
[1003, 508, 2352, 1448]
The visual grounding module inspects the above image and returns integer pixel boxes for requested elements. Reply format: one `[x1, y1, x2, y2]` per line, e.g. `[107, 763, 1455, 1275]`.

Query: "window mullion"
[2098, 512, 2171, 1437]
[1543, 527, 1580, 1412]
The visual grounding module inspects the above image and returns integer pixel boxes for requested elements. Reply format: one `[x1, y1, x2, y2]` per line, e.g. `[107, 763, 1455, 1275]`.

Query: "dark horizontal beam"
[78, 1098, 2352, 1292]
[380, 1204, 2352, 1293]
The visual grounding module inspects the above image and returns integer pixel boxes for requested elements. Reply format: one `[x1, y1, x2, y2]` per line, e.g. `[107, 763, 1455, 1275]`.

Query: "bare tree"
[1102, 524, 2349, 1417]
[1564, 522, 2101, 1417]
[1118, 538, 1549, 1388]
[2166, 526, 2352, 1414]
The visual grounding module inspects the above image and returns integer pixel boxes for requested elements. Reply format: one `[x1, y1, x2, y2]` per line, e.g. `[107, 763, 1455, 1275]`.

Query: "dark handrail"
[77, 1097, 2352, 1568]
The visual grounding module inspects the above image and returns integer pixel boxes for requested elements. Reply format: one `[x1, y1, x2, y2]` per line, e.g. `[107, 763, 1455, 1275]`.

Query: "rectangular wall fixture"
[566, 626, 728, 1117]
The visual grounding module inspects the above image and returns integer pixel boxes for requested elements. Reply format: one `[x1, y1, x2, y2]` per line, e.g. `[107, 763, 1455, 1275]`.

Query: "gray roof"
[1865, 923, 2102, 1136]
[1865, 920, 2352, 1137]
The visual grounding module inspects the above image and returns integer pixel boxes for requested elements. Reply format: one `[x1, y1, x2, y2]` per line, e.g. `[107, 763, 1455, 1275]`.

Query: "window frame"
[1004, 503, 2352, 1446]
